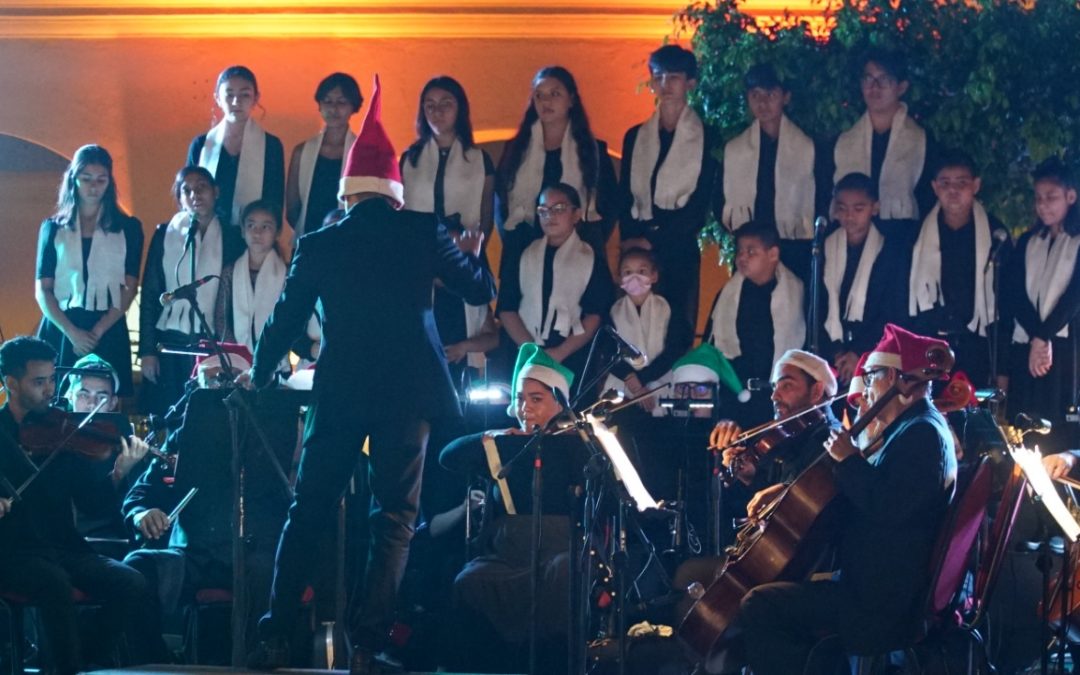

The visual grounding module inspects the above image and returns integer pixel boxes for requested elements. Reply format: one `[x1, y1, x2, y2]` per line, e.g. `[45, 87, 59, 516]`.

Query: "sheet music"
[586, 413, 659, 511]
[1011, 444, 1080, 542]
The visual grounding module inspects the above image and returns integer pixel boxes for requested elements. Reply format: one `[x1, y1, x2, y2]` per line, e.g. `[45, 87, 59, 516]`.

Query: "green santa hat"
[67, 353, 120, 392]
[509, 343, 575, 413]
[671, 343, 750, 403]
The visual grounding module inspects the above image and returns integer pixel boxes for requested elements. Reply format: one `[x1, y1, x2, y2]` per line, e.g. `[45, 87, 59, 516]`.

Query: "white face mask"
[620, 273, 653, 296]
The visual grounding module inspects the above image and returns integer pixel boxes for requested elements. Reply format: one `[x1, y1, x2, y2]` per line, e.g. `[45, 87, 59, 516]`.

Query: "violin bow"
[15, 397, 110, 497]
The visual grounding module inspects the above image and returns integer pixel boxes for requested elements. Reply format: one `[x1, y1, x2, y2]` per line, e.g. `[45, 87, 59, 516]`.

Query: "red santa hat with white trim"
[863, 323, 951, 379]
[338, 74, 404, 208]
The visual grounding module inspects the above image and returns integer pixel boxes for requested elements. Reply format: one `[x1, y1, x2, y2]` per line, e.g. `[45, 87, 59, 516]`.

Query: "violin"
[19, 406, 121, 461]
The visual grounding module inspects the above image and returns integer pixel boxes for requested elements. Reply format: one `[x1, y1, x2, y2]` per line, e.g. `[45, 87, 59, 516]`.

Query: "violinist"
[63, 353, 152, 544]
[0, 337, 168, 674]
[736, 323, 957, 675]
[711, 349, 840, 520]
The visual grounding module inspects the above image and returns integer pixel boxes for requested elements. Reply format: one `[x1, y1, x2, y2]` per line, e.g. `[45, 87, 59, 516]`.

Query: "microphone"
[185, 213, 199, 246]
[159, 275, 218, 306]
[1014, 412, 1052, 435]
[813, 215, 829, 240]
[606, 325, 647, 369]
[984, 229, 1009, 273]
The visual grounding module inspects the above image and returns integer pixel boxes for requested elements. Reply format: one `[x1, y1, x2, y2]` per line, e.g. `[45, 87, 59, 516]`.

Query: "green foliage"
[682, 0, 1080, 258]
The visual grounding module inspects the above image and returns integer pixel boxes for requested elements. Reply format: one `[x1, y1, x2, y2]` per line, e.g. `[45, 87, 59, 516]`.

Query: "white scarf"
[51, 215, 127, 312]
[518, 229, 594, 345]
[1013, 228, 1080, 343]
[463, 303, 491, 370]
[198, 117, 267, 225]
[833, 104, 926, 221]
[156, 212, 223, 334]
[823, 224, 885, 342]
[230, 248, 286, 351]
[402, 137, 487, 229]
[909, 202, 995, 336]
[709, 262, 805, 364]
[722, 115, 816, 239]
[629, 105, 705, 222]
[603, 293, 671, 393]
[296, 128, 355, 236]
[505, 120, 601, 230]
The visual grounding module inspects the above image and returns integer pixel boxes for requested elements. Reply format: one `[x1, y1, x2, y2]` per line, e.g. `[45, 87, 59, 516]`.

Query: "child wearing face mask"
[604, 247, 693, 411]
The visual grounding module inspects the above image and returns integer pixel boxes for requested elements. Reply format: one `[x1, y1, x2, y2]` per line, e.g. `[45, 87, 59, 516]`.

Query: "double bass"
[678, 344, 954, 661]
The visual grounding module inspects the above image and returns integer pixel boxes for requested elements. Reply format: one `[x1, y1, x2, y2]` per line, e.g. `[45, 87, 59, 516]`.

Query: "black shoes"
[246, 636, 290, 671]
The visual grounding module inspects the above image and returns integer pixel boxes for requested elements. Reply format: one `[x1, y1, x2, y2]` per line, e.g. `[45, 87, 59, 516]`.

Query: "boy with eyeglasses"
[832, 48, 937, 236]
[908, 149, 1010, 389]
[704, 221, 806, 427]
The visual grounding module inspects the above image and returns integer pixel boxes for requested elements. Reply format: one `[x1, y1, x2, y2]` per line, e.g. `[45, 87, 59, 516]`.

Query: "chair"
[0, 588, 112, 675]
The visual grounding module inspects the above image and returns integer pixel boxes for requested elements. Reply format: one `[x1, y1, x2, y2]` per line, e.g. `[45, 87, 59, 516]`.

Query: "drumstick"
[167, 487, 198, 525]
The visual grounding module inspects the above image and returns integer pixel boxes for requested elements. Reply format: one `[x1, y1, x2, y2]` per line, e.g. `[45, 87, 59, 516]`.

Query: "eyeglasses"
[673, 382, 716, 399]
[860, 368, 888, 388]
[860, 73, 897, 89]
[536, 204, 574, 219]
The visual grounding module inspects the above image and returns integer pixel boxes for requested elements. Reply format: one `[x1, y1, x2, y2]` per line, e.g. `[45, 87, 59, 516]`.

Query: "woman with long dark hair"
[495, 66, 617, 255]
[35, 144, 144, 396]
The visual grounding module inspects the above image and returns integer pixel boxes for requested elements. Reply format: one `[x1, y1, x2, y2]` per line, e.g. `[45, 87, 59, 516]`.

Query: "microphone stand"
[808, 216, 826, 355]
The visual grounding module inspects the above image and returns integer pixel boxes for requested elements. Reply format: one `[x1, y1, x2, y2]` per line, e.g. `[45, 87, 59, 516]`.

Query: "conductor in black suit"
[242, 76, 496, 675]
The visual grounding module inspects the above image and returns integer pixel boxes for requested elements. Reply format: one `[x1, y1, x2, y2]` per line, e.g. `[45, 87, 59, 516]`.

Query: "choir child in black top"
[1004, 157, 1080, 454]
[0, 337, 167, 675]
[821, 172, 905, 384]
[832, 48, 936, 239]
[908, 150, 1011, 388]
[495, 66, 618, 256]
[705, 221, 806, 426]
[286, 72, 361, 241]
[619, 45, 718, 328]
[497, 183, 615, 387]
[605, 247, 693, 411]
[188, 65, 285, 227]
[138, 166, 243, 416]
[401, 76, 499, 387]
[35, 144, 144, 397]
[717, 63, 831, 286]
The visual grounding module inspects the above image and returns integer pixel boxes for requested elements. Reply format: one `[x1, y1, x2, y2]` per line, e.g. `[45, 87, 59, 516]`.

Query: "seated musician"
[735, 323, 958, 675]
[0, 336, 167, 674]
[63, 353, 152, 543]
[711, 349, 840, 520]
[439, 343, 586, 674]
[120, 347, 268, 663]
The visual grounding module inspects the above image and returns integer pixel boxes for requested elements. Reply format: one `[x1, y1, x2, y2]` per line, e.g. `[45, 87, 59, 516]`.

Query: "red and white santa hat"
[863, 323, 951, 379]
[338, 74, 404, 208]
[847, 352, 869, 407]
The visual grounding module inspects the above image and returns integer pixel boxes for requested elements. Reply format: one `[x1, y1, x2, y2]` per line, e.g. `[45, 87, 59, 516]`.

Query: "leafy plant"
[683, 0, 1080, 259]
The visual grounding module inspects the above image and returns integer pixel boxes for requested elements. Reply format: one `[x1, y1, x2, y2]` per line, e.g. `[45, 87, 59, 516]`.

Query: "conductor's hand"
[134, 508, 171, 540]
[234, 368, 255, 390]
[709, 420, 743, 450]
[457, 229, 484, 258]
[0, 497, 11, 520]
[1044, 452, 1077, 481]
[747, 483, 785, 519]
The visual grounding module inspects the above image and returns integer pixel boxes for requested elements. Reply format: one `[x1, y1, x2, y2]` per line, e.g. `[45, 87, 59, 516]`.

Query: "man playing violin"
[0, 336, 167, 674]
[736, 324, 957, 675]
[710, 348, 840, 520]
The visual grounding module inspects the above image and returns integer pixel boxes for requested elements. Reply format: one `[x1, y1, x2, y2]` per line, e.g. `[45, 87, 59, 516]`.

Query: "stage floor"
[86, 668, 510, 675]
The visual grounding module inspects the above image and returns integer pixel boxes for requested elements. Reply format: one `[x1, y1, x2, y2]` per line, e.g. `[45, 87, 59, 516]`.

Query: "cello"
[678, 343, 954, 662]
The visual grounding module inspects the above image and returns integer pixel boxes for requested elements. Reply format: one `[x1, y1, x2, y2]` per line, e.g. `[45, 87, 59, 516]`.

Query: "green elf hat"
[67, 353, 120, 392]
[671, 343, 751, 403]
[508, 343, 575, 415]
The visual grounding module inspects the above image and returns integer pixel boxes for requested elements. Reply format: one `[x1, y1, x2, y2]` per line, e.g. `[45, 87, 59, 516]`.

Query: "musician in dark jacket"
[0, 337, 167, 675]
[737, 324, 957, 674]
[243, 76, 495, 675]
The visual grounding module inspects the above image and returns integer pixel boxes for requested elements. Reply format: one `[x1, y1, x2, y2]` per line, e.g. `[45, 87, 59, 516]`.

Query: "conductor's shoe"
[247, 637, 290, 671]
